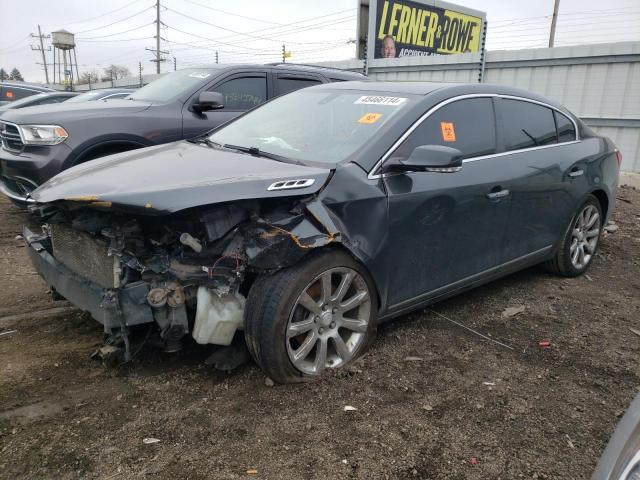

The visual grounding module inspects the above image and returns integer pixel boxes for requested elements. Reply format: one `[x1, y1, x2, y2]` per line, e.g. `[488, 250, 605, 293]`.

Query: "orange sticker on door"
[358, 113, 383, 124]
[440, 122, 456, 142]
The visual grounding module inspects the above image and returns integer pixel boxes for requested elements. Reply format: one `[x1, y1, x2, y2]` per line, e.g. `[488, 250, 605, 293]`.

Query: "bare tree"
[78, 70, 100, 85]
[103, 64, 131, 80]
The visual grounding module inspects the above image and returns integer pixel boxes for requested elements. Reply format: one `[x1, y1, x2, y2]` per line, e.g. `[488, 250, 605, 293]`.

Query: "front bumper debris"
[23, 226, 154, 332]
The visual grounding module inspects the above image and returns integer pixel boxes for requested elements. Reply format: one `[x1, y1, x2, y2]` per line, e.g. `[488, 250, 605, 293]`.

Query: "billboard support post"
[478, 19, 488, 83]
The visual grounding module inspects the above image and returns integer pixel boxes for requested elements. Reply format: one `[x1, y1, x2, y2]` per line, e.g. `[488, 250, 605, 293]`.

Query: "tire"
[545, 194, 603, 277]
[244, 249, 378, 384]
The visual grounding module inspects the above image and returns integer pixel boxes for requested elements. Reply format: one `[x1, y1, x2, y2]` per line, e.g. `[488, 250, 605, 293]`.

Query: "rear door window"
[213, 75, 267, 111]
[554, 111, 576, 143]
[275, 75, 322, 96]
[393, 97, 497, 161]
[499, 99, 557, 150]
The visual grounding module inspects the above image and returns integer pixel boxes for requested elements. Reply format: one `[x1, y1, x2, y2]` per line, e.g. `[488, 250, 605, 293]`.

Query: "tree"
[78, 70, 100, 85]
[9, 68, 23, 81]
[103, 64, 131, 80]
[0, 69, 7, 81]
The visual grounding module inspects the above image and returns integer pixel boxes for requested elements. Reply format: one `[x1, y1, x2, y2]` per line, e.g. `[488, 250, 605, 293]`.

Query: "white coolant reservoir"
[193, 287, 246, 346]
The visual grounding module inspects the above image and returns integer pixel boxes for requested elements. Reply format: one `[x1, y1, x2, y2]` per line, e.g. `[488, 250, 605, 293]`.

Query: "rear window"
[500, 99, 557, 150]
[555, 111, 576, 143]
[276, 77, 322, 96]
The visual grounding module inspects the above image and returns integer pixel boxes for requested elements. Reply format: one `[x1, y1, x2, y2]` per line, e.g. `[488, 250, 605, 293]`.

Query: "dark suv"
[0, 64, 364, 205]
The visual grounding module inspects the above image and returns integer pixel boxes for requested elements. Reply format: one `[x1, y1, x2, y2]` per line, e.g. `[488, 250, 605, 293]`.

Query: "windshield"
[209, 89, 414, 164]
[65, 90, 108, 103]
[129, 68, 218, 103]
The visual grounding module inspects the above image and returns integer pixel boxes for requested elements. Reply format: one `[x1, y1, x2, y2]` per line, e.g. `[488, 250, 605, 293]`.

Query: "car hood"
[0, 99, 152, 124]
[31, 141, 332, 214]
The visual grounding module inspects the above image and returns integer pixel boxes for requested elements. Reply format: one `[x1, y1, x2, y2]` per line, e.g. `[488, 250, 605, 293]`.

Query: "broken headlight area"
[25, 197, 338, 362]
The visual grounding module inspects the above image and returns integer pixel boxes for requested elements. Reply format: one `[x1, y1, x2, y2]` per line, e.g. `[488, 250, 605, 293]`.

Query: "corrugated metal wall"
[316, 41, 640, 172]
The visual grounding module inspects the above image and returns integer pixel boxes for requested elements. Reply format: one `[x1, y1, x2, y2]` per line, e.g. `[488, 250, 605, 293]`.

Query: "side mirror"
[193, 91, 224, 113]
[387, 145, 463, 173]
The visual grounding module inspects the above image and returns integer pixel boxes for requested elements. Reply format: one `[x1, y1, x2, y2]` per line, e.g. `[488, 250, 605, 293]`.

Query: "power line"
[164, 6, 355, 45]
[73, 4, 155, 34]
[179, 0, 289, 27]
[170, 6, 355, 44]
[45, 0, 147, 27]
[77, 21, 155, 40]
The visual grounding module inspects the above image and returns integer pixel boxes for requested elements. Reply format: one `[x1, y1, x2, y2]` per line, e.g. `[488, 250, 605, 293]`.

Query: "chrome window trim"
[98, 93, 129, 100]
[368, 93, 580, 180]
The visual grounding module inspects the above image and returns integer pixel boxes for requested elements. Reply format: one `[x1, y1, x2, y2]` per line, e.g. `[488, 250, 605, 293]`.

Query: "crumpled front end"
[24, 195, 341, 359]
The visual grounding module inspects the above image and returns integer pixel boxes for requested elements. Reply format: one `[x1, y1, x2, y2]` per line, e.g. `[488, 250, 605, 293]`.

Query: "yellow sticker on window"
[440, 122, 456, 142]
[358, 113, 383, 124]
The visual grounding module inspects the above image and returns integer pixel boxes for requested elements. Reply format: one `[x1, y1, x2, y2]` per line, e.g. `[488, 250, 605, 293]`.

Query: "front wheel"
[244, 250, 377, 384]
[545, 194, 603, 277]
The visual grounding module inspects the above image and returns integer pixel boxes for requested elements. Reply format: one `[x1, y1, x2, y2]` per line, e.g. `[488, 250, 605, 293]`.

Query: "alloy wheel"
[569, 204, 601, 270]
[286, 267, 371, 375]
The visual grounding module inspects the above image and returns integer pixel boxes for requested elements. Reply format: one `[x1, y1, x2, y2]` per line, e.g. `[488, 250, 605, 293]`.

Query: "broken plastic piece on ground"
[403, 356, 424, 362]
[629, 327, 640, 337]
[343, 405, 357, 412]
[539, 340, 551, 348]
[501, 305, 526, 318]
[0, 330, 17, 337]
[471, 457, 478, 465]
[143, 438, 161, 444]
[247, 469, 258, 475]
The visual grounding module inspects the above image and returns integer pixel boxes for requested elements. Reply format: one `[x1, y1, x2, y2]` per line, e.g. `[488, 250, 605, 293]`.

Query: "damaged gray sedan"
[23, 81, 620, 383]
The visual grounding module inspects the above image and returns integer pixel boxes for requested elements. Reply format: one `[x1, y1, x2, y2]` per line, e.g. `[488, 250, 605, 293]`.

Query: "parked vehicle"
[63, 88, 135, 103]
[23, 81, 620, 383]
[0, 91, 78, 112]
[0, 82, 54, 105]
[0, 64, 364, 205]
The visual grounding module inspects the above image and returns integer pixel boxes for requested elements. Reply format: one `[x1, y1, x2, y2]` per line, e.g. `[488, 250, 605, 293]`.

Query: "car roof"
[174, 64, 365, 80]
[312, 81, 568, 109]
[0, 82, 54, 92]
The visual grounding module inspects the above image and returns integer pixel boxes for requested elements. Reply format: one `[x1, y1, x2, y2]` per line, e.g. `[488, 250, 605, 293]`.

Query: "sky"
[0, 0, 639, 84]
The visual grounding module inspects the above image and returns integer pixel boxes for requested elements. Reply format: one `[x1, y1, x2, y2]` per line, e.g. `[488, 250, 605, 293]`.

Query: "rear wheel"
[244, 250, 377, 384]
[545, 195, 603, 277]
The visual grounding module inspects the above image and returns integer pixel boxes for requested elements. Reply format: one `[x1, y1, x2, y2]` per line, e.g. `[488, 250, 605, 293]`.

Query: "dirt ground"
[0, 188, 639, 480]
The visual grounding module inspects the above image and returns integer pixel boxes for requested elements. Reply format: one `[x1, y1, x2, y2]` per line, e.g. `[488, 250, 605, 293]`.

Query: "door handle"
[486, 189, 510, 200]
[568, 168, 584, 178]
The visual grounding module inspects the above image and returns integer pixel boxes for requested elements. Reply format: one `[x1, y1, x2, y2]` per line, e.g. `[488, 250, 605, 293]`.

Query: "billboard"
[357, 0, 486, 59]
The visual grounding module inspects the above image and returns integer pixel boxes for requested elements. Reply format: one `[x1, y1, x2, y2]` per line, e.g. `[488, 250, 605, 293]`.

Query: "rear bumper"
[23, 226, 154, 332]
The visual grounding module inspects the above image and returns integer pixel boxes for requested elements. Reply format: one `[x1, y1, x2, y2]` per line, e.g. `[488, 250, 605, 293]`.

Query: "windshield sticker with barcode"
[189, 72, 211, 79]
[354, 96, 407, 106]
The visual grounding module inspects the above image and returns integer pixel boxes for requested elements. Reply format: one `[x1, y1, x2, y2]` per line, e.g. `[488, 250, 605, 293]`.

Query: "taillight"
[615, 149, 622, 168]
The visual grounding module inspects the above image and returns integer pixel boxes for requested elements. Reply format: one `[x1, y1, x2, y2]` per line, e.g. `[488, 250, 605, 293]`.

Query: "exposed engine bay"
[24, 196, 340, 363]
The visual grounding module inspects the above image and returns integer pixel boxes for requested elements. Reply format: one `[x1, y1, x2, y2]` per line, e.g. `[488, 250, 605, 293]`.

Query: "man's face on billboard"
[382, 36, 396, 58]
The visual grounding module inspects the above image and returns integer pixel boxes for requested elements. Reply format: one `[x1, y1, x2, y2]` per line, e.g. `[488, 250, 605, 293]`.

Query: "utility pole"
[173, 56, 176, 70]
[282, 44, 286, 63]
[156, 0, 161, 72]
[215, 51, 218, 64]
[31, 25, 51, 84]
[548, 0, 560, 48]
[146, 0, 167, 72]
[139, 61, 143, 87]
